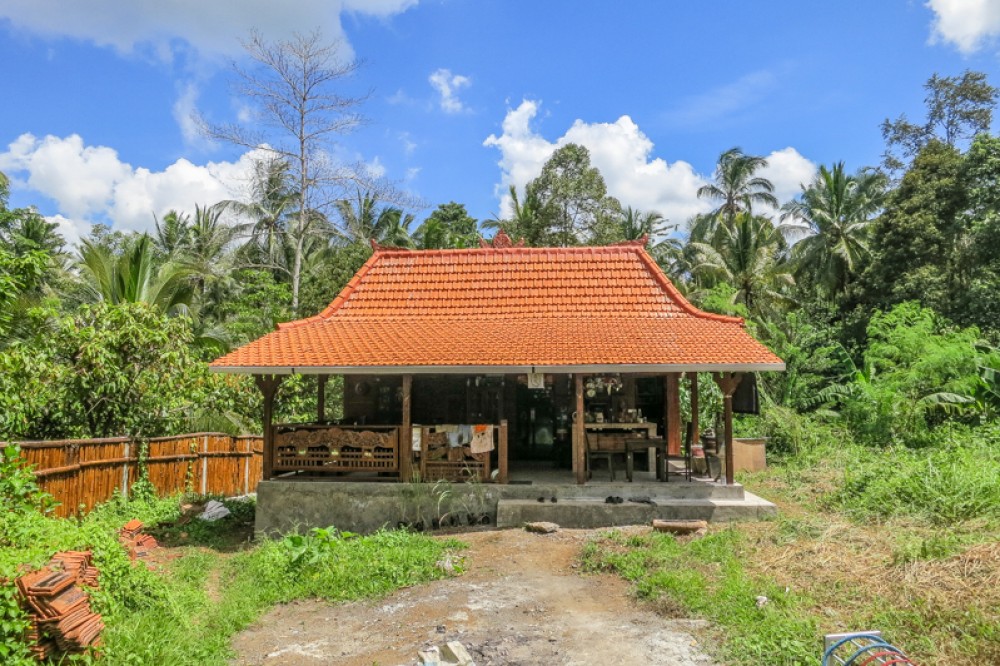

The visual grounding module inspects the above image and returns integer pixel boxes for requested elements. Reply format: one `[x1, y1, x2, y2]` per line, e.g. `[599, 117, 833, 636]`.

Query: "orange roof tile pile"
[14, 551, 103, 661]
[211, 237, 784, 372]
[119, 519, 158, 560]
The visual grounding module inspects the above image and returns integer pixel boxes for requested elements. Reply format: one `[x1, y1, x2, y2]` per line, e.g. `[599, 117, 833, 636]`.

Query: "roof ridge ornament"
[479, 229, 526, 249]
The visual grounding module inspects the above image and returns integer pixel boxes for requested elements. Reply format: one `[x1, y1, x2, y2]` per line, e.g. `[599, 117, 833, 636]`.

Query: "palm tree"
[154, 210, 192, 258]
[780, 163, 888, 296]
[696, 148, 778, 239]
[78, 234, 194, 315]
[221, 157, 298, 278]
[689, 212, 794, 317]
[185, 204, 240, 295]
[483, 185, 545, 245]
[334, 189, 414, 247]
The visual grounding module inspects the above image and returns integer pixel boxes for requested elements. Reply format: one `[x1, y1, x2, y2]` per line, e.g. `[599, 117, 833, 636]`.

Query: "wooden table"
[585, 422, 659, 474]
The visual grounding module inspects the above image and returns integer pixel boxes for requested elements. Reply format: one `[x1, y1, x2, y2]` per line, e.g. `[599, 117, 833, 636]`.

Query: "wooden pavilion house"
[211, 232, 784, 532]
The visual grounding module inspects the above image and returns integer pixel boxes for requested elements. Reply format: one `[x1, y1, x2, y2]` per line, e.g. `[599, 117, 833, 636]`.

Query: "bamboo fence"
[12, 433, 263, 517]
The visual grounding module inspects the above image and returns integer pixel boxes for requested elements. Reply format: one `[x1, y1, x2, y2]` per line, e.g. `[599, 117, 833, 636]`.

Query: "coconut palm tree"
[334, 189, 414, 247]
[689, 212, 794, 317]
[221, 157, 299, 277]
[696, 148, 778, 242]
[780, 163, 888, 296]
[482, 185, 545, 245]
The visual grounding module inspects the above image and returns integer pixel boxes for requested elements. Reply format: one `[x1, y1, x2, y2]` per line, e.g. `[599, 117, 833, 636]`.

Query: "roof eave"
[210, 362, 786, 375]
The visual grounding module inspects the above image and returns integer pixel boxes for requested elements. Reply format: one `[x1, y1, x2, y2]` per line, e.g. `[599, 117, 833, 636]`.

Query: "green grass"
[0, 491, 460, 665]
[582, 529, 817, 666]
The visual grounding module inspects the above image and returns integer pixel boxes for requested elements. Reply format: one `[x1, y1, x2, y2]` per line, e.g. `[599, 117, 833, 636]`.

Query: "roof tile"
[212, 244, 783, 370]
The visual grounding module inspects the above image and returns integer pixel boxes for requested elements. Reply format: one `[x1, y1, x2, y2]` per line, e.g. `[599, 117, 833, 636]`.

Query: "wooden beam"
[690, 373, 700, 444]
[401, 374, 412, 482]
[713, 372, 744, 486]
[253, 374, 282, 482]
[665, 373, 682, 455]
[498, 419, 509, 484]
[316, 374, 328, 423]
[574, 373, 585, 485]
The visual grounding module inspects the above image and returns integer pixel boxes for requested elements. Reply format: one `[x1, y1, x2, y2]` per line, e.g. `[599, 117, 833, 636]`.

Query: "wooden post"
[690, 373, 700, 444]
[574, 373, 585, 485]
[401, 374, 412, 482]
[317, 374, 328, 423]
[665, 373, 682, 455]
[713, 373, 744, 486]
[498, 419, 509, 484]
[254, 374, 282, 482]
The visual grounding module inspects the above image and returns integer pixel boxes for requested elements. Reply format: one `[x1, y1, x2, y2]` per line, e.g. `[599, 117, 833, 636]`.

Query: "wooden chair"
[585, 432, 617, 481]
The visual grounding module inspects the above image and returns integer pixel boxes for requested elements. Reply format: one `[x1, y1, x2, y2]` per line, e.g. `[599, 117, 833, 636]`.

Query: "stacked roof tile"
[211, 242, 783, 372]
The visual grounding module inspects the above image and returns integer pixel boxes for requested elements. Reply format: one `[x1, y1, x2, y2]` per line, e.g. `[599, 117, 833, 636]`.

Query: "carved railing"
[273, 424, 399, 476]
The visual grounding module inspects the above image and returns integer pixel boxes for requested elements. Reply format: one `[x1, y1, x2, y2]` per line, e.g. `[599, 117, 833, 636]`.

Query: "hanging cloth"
[470, 425, 494, 454]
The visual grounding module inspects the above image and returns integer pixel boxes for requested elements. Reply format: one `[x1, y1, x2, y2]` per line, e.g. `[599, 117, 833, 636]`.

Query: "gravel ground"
[231, 526, 717, 666]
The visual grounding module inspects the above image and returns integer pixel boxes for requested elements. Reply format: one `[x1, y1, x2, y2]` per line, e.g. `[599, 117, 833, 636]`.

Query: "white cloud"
[0, 133, 271, 240]
[757, 147, 817, 212]
[429, 68, 471, 114]
[483, 100, 816, 227]
[0, 0, 419, 62]
[46, 214, 91, 249]
[173, 81, 206, 147]
[927, 0, 1000, 53]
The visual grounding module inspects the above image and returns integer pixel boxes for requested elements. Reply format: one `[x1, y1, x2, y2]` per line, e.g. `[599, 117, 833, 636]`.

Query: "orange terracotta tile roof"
[211, 240, 784, 373]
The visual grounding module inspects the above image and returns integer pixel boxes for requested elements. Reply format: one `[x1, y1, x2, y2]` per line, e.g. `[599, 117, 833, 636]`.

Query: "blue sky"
[1, 1, 1000, 245]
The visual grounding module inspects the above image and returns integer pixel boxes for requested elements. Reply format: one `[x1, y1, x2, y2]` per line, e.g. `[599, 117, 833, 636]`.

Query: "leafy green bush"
[832, 423, 1000, 523]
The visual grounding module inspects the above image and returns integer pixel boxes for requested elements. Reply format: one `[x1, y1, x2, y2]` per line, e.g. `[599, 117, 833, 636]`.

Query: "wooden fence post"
[121, 440, 130, 496]
[200, 434, 209, 495]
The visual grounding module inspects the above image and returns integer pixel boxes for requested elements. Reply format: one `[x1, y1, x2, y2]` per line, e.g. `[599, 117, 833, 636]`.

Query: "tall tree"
[862, 140, 967, 317]
[202, 30, 367, 315]
[413, 202, 479, 249]
[881, 70, 998, 174]
[689, 212, 793, 318]
[526, 143, 620, 245]
[696, 147, 778, 230]
[780, 163, 887, 296]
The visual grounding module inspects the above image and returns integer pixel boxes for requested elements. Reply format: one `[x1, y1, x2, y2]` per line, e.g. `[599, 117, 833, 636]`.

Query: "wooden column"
[689, 373, 700, 444]
[713, 372, 744, 486]
[498, 419, 509, 484]
[254, 374, 283, 482]
[401, 374, 413, 482]
[316, 374, 328, 423]
[664, 373, 682, 455]
[573, 373, 586, 485]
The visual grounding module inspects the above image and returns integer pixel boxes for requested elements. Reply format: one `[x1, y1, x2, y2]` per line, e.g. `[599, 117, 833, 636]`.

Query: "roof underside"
[211, 244, 784, 374]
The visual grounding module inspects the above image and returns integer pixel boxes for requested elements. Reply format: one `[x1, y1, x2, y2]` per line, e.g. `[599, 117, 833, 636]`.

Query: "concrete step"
[498, 481, 745, 501]
[495, 494, 776, 529]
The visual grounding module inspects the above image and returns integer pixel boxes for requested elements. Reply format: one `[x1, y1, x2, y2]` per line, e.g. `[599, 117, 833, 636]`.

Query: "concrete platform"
[255, 478, 776, 535]
[496, 494, 777, 529]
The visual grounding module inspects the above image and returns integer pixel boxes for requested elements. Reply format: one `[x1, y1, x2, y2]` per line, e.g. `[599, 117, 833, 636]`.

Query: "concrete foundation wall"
[255, 479, 773, 536]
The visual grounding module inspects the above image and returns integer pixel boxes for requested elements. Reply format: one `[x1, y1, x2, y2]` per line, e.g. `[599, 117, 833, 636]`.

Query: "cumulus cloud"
[756, 147, 818, 212]
[0, 0, 419, 62]
[927, 0, 1000, 53]
[429, 68, 472, 114]
[0, 133, 271, 243]
[483, 100, 815, 227]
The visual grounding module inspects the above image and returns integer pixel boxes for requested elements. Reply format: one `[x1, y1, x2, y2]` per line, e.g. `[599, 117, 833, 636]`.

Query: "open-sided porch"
[255, 369, 751, 488]
[213, 238, 785, 532]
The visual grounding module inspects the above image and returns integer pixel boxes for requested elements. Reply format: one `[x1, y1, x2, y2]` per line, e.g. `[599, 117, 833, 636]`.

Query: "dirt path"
[231, 527, 716, 666]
